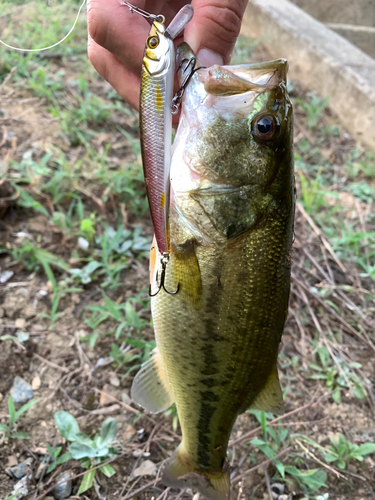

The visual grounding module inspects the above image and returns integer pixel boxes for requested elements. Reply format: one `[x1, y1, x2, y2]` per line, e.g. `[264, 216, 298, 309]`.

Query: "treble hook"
[171, 57, 205, 114]
[149, 254, 180, 297]
[120, 1, 165, 24]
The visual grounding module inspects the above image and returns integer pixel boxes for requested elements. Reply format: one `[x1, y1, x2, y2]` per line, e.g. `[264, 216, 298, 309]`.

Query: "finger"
[87, 0, 149, 76]
[184, 0, 248, 66]
[88, 35, 140, 110]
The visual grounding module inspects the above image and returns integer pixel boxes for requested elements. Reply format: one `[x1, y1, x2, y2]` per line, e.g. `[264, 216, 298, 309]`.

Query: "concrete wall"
[290, 0, 375, 27]
[242, 0, 375, 151]
[328, 24, 375, 58]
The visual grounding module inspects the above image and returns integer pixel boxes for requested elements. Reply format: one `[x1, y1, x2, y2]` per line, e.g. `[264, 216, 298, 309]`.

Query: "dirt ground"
[1, 18, 375, 500]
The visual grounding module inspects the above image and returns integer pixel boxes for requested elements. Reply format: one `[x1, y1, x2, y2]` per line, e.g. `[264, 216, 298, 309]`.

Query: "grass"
[0, 2, 374, 499]
[0, 396, 39, 440]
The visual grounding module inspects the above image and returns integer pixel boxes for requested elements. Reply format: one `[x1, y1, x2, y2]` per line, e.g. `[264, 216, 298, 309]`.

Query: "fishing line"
[0, 0, 87, 52]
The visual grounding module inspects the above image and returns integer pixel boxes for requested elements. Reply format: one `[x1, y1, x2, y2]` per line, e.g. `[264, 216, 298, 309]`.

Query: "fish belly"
[152, 201, 292, 481]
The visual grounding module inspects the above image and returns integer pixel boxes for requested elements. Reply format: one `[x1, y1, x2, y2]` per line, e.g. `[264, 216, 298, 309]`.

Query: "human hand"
[87, 0, 249, 111]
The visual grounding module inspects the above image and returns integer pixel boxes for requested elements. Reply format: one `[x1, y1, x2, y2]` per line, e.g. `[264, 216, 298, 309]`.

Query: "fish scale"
[132, 43, 295, 500]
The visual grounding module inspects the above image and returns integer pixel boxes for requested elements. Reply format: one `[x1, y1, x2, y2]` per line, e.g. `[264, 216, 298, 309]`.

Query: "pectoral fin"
[131, 349, 174, 414]
[241, 364, 283, 414]
[172, 240, 202, 306]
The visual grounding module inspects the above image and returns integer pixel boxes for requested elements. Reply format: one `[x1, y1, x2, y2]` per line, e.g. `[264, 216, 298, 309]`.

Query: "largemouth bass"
[131, 43, 294, 500]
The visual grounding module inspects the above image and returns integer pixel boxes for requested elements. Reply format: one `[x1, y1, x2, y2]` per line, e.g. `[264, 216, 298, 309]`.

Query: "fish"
[131, 43, 295, 500]
[137, 4, 193, 257]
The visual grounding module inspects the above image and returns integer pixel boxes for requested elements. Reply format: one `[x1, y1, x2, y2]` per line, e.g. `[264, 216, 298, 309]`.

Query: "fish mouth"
[176, 42, 287, 95]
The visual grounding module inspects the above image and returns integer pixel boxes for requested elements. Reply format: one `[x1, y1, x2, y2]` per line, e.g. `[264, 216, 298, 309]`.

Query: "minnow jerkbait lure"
[121, 2, 194, 296]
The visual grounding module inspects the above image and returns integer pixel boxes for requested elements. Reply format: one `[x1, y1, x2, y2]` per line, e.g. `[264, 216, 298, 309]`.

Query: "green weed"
[109, 338, 155, 378]
[11, 242, 81, 326]
[0, 396, 39, 440]
[322, 433, 375, 470]
[308, 343, 367, 403]
[46, 444, 72, 474]
[54, 411, 118, 494]
[295, 93, 330, 129]
[84, 291, 150, 347]
[345, 149, 375, 179]
[249, 411, 328, 494]
[298, 434, 375, 471]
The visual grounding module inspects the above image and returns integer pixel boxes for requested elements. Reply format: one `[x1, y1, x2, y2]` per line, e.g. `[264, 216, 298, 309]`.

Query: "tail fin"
[162, 447, 230, 500]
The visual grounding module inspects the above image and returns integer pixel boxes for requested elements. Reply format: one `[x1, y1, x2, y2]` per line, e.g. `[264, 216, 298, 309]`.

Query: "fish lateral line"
[149, 253, 180, 297]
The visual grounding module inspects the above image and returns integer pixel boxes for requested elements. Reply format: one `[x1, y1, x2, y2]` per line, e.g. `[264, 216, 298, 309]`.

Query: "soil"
[0, 32, 375, 500]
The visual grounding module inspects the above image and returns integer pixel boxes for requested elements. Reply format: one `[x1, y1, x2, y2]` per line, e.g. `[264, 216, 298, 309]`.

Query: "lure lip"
[165, 5, 194, 40]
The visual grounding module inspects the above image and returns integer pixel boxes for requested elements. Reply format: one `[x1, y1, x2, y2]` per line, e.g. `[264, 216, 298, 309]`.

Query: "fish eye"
[147, 36, 159, 49]
[252, 114, 278, 141]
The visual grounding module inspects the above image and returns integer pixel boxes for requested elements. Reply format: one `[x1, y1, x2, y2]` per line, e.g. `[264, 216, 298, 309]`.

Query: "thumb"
[184, 0, 249, 67]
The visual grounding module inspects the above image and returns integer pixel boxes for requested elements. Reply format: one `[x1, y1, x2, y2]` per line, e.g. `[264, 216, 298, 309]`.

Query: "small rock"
[10, 377, 34, 403]
[35, 462, 48, 480]
[121, 391, 132, 405]
[278, 496, 289, 500]
[78, 236, 89, 250]
[7, 455, 18, 467]
[10, 458, 33, 479]
[87, 350, 96, 360]
[271, 483, 285, 498]
[133, 460, 157, 477]
[95, 357, 114, 368]
[32, 447, 49, 455]
[12, 475, 29, 498]
[0, 270, 14, 283]
[54, 471, 73, 499]
[132, 449, 143, 458]
[17, 331, 29, 343]
[32, 375, 41, 391]
[100, 384, 118, 405]
[15, 287, 29, 298]
[76, 329, 87, 338]
[122, 424, 136, 442]
[192, 494, 200, 500]
[109, 375, 120, 387]
[15, 318, 26, 329]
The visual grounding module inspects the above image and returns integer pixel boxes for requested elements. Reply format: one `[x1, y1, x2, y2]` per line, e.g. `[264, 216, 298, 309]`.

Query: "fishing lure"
[121, 2, 194, 296]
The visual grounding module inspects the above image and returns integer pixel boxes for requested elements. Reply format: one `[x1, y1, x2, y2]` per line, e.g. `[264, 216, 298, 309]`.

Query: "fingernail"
[197, 48, 224, 67]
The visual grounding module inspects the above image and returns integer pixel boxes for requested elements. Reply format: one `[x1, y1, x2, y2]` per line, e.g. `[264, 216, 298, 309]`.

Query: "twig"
[296, 202, 347, 274]
[295, 438, 346, 480]
[292, 273, 375, 353]
[232, 448, 291, 484]
[229, 392, 325, 447]
[155, 487, 170, 500]
[121, 478, 162, 500]
[33, 352, 69, 373]
[94, 388, 142, 416]
[33, 454, 126, 500]
[0, 66, 16, 91]
[264, 465, 273, 500]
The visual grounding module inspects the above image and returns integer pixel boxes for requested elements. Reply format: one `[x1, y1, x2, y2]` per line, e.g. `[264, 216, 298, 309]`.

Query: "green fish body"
[132, 43, 295, 500]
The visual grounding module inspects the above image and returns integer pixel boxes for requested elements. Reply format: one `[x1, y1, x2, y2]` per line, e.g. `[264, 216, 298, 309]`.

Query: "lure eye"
[252, 114, 278, 141]
[147, 36, 159, 49]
